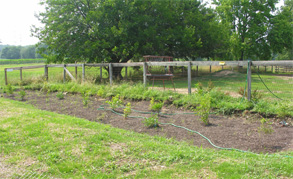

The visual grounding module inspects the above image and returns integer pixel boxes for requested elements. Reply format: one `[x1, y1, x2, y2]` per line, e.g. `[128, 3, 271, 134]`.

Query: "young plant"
[56, 92, 64, 100]
[195, 82, 204, 95]
[258, 118, 274, 134]
[149, 97, 163, 114]
[143, 114, 159, 128]
[123, 102, 132, 119]
[82, 92, 90, 107]
[106, 94, 123, 110]
[19, 90, 26, 101]
[194, 93, 211, 126]
[6, 84, 14, 96]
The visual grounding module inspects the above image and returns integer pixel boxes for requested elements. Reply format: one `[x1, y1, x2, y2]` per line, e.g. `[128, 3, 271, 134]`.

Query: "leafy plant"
[238, 87, 262, 102]
[106, 94, 123, 110]
[19, 90, 26, 101]
[277, 103, 290, 119]
[6, 84, 14, 96]
[195, 82, 204, 95]
[258, 118, 274, 134]
[149, 97, 163, 113]
[194, 93, 211, 126]
[82, 92, 90, 107]
[143, 114, 159, 128]
[123, 102, 132, 119]
[56, 92, 64, 100]
[207, 80, 214, 91]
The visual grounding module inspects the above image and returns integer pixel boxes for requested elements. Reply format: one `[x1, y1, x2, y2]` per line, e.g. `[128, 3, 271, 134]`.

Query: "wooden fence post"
[125, 67, 128, 81]
[44, 65, 48, 81]
[143, 62, 147, 87]
[109, 63, 113, 85]
[210, 65, 212, 73]
[63, 64, 66, 83]
[82, 63, 85, 82]
[4, 68, 8, 85]
[196, 66, 199, 76]
[265, 66, 266, 72]
[271, 66, 273, 72]
[188, 62, 192, 94]
[247, 61, 252, 101]
[20, 67, 23, 81]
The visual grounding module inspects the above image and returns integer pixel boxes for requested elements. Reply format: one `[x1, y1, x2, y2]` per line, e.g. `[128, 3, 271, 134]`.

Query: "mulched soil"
[4, 90, 293, 153]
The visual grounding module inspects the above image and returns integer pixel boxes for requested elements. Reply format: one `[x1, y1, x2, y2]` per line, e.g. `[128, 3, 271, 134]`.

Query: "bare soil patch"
[4, 90, 293, 153]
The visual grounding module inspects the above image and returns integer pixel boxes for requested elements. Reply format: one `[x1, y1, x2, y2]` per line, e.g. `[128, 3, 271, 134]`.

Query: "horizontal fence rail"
[3, 60, 293, 100]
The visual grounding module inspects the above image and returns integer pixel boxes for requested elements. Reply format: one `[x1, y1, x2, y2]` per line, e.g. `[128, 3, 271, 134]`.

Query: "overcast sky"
[0, 0, 285, 46]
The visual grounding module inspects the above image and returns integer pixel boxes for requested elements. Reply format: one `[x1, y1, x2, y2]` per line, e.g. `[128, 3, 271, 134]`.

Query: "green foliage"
[56, 92, 64, 100]
[258, 118, 274, 134]
[34, 0, 226, 70]
[214, 0, 286, 60]
[5, 84, 14, 96]
[194, 93, 211, 126]
[277, 103, 290, 119]
[149, 97, 164, 113]
[18, 90, 26, 101]
[123, 102, 132, 119]
[106, 94, 123, 110]
[143, 114, 159, 128]
[82, 92, 90, 107]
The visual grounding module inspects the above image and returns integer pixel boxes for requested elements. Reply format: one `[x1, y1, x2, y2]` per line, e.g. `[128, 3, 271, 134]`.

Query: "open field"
[1, 97, 292, 178]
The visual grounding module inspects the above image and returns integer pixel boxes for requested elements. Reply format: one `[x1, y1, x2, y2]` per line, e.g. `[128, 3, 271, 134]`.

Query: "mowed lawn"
[0, 98, 292, 178]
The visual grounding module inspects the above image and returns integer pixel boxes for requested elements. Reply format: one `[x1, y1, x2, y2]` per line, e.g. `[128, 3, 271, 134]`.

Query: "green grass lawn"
[0, 97, 292, 178]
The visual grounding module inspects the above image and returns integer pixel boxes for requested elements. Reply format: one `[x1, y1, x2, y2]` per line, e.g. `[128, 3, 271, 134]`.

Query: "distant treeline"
[0, 45, 44, 59]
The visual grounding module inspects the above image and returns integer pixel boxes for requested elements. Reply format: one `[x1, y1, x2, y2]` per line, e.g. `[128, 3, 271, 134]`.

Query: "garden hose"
[97, 105, 293, 159]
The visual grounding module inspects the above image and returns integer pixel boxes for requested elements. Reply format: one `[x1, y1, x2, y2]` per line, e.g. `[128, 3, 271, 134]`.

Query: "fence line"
[4, 60, 293, 100]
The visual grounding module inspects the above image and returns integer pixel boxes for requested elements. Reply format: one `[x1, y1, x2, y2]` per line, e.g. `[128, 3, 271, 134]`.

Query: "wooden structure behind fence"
[4, 60, 293, 101]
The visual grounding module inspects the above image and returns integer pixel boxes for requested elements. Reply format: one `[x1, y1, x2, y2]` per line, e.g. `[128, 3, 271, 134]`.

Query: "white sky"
[0, 0, 285, 46]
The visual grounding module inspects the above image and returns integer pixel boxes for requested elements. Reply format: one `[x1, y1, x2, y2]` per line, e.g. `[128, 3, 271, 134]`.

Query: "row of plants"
[2, 80, 290, 119]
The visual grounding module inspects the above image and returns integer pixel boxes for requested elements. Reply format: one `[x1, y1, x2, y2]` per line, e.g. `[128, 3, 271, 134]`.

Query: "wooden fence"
[4, 60, 293, 101]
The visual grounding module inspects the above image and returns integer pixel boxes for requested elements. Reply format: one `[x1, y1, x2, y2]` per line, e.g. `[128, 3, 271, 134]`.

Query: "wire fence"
[251, 65, 293, 101]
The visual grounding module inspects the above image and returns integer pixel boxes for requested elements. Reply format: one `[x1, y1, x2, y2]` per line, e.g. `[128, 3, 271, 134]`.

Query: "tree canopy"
[33, 0, 228, 64]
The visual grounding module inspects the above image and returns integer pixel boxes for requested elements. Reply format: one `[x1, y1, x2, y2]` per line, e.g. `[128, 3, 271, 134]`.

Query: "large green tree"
[33, 0, 226, 77]
[270, 0, 293, 60]
[213, 0, 280, 61]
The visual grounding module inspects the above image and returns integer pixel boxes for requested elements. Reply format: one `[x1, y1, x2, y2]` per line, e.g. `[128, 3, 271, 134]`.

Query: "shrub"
[82, 92, 90, 107]
[143, 114, 159, 128]
[6, 84, 14, 96]
[19, 90, 26, 101]
[106, 94, 123, 110]
[149, 97, 163, 113]
[258, 118, 274, 134]
[56, 92, 64, 100]
[123, 102, 132, 119]
[194, 93, 211, 126]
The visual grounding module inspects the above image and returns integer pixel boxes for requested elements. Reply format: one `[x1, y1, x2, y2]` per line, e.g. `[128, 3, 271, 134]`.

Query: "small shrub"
[149, 97, 163, 113]
[123, 102, 132, 119]
[195, 82, 204, 95]
[19, 90, 26, 101]
[277, 103, 290, 119]
[106, 94, 123, 110]
[258, 118, 274, 134]
[6, 84, 14, 96]
[56, 92, 64, 100]
[143, 114, 159, 128]
[207, 80, 214, 91]
[194, 93, 211, 126]
[238, 87, 262, 102]
[82, 92, 90, 107]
